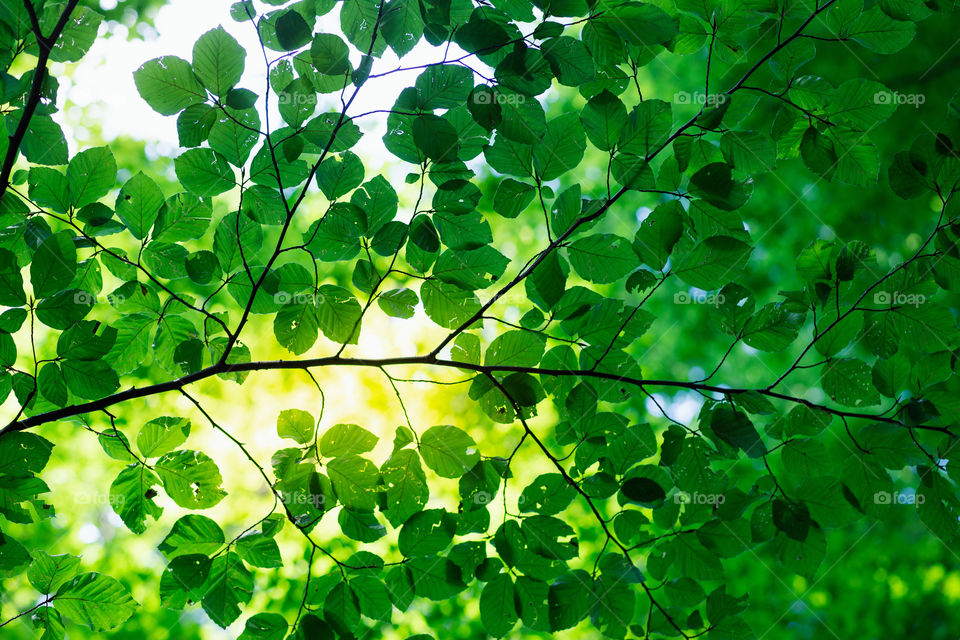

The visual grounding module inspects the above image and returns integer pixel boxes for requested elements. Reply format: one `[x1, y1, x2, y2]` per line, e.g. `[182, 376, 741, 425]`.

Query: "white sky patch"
[76, 521, 102, 544]
[645, 391, 703, 424]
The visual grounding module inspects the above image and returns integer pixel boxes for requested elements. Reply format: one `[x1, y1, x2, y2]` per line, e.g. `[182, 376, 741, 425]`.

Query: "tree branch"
[3, 353, 945, 438]
[0, 0, 82, 203]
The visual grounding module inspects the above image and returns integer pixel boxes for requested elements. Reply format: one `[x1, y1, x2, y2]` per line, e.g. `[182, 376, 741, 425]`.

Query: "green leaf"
[772, 499, 813, 541]
[277, 408, 315, 444]
[495, 46, 553, 96]
[35, 360, 67, 407]
[413, 114, 460, 163]
[236, 533, 283, 568]
[378, 288, 417, 318]
[581, 90, 627, 151]
[315, 284, 362, 344]
[467, 86, 501, 132]
[416, 65, 474, 110]
[67, 147, 117, 208]
[278, 77, 317, 128]
[324, 581, 361, 635]
[618, 99, 672, 157]
[160, 554, 213, 608]
[319, 423, 378, 457]
[175, 148, 236, 196]
[339, 507, 387, 542]
[419, 425, 480, 479]
[31, 231, 77, 299]
[421, 280, 481, 328]
[341, 0, 386, 56]
[185, 250, 221, 284]
[215, 212, 263, 273]
[44, 4, 102, 63]
[621, 477, 666, 505]
[210, 105, 260, 166]
[0, 249, 25, 307]
[106, 313, 154, 374]
[351, 175, 398, 233]
[380, 449, 429, 527]
[484, 330, 546, 367]
[689, 162, 752, 210]
[159, 515, 225, 558]
[304, 204, 364, 262]
[226, 88, 257, 109]
[60, 359, 119, 400]
[274, 303, 319, 355]
[742, 302, 805, 352]
[20, 115, 68, 165]
[28, 551, 82, 594]
[848, 7, 915, 53]
[567, 234, 638, 284]
[201, 552, 254, 627]
[98, 428, 135, 462]
[408, 556, 466, 600]
[193, 26, 246, 97]
[115, 172, 165, 240]
[55, 573, 138, 631]
[674, 236, 752, 290]
[327, 455, 379, 510]
[155, 450, 227, 509]
[294, 613, 337, 639]
[26, 167, 67, 213]
[720, 131, 776, 173]
[317, 151, 365, 199]
[541, 36, 594, 86]
[602, 2, 677, 47]
[398, 508, 456, 556]
[433, 246, 509, 290]
[154, 192, 213, 241]
[239, 613, 289, 640]
[709, 405, 765, 458]
[137, 416, 191, 458]
[0, 332, 16, 370]
[520, 473, 576, 514]
[634, 202, 683, 270]
[110, 464, 163, 534]
[381, 0, 423, 56]
[822, 358, 881, 407]
[311, 33, 350, 75]
[177, 103, 216, 147]
[133, 56, 206, 116]
[527, 251, 567, 309]
[480, 573, 519, 637]
[533, 113, 586, 180]
[275, 10, 313, 50]
[35, 289, 93, 330]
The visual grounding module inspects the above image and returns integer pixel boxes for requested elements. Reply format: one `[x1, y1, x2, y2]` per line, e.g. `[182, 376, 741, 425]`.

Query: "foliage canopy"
[0, 0, 957, 638]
